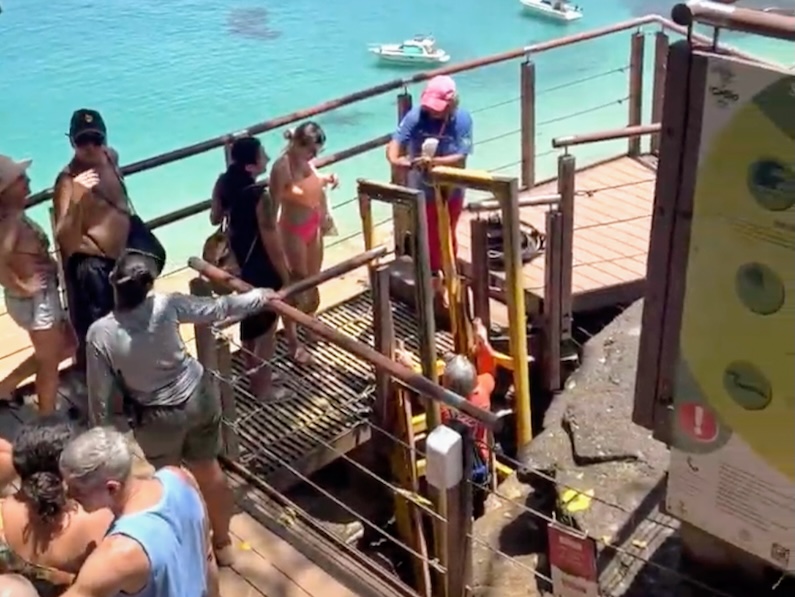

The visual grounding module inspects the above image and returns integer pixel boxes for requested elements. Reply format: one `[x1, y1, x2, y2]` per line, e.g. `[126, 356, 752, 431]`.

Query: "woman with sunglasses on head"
[269, 122, 338, 364]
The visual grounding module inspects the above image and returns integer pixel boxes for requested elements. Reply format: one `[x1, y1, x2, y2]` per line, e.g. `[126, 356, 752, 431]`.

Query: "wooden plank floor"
[0, 407, 363, 597]
[457, 155, 657, 313]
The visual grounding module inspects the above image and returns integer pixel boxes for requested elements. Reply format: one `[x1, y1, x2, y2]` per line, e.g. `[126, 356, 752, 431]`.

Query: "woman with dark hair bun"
[0, 416, 112, 595]
[270, 121, 339, 363]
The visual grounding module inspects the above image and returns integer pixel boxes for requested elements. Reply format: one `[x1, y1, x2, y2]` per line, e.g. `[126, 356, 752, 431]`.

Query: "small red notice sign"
[547, 522, 599, 597]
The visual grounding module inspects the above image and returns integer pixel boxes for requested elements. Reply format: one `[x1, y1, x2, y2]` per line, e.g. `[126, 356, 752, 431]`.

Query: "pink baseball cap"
[420, 75, 457, 112]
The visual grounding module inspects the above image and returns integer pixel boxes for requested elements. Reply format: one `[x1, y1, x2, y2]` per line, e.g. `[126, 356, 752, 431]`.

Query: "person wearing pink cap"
[386, 75, 473, 294]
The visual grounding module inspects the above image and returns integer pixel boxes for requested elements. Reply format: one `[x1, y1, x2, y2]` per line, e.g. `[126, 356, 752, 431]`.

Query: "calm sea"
[1, 0, 791, 274]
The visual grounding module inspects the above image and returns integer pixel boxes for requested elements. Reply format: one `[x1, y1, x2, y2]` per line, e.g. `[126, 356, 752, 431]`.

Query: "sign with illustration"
[666, 54, 795, 572]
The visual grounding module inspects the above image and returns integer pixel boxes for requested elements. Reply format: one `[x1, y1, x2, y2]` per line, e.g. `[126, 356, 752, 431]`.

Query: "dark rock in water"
[227, 8, 282, 41]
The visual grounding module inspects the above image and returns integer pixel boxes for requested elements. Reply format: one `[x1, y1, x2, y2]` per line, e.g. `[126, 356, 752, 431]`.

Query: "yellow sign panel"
[666, 55, 795, 572]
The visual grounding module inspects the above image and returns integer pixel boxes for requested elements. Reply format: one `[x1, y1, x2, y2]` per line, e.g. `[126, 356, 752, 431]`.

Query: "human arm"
[386, 107, 420, 167]
[431, 111, 473, 167]
[0, 216, 41, 296]
[52, 171, 90, 246]
[169, 289, 272, 325]
[60, 535, 151, 597]
[209, 176, 225, 226]
[166, 466, 220, 597]
[86, 328, 122, 427]
[0, 438, 15, 490]
[257, 189, 291, 283]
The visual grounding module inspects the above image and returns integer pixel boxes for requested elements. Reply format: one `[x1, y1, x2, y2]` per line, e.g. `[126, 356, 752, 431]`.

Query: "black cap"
[69, 109, 107, 140]
[109, 250, 158, 286]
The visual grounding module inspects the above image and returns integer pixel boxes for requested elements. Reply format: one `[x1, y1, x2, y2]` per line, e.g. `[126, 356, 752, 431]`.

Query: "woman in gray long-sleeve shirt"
[85, 250, 272, 567]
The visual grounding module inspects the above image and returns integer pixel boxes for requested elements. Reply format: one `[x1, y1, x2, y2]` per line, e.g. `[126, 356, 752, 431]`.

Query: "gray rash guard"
[86, 290, 268, 424]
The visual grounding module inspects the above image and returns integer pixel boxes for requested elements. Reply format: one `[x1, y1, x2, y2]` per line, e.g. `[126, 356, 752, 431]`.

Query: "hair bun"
[20, 471, 66, 523]
[283, 129, 294, 141]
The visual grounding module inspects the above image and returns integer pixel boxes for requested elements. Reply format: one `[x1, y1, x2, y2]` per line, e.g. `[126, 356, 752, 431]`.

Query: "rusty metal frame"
[428, 166, 534, 445]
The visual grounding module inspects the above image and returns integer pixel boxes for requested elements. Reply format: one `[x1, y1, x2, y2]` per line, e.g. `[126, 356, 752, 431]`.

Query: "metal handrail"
[23, 14, 777, 238]
[552, 124, 661, 148]
[672, 1, 795, 42]
[27, 14, 771, 213]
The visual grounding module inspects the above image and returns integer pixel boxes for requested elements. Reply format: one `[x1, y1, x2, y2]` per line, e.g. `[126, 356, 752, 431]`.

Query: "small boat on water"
[368, 35, 451, 66]
[520, 0, 583, 22]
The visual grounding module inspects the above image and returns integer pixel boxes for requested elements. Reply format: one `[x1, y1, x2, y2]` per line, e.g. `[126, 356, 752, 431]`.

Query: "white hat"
[0, 156, 32, 196]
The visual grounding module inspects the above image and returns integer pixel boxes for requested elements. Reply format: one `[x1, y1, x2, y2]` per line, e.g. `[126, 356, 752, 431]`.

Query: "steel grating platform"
[229, 290, 454, 490]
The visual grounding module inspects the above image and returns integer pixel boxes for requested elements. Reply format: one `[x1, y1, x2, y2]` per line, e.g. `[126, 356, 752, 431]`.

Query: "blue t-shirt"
[393, 106, 474, 160]
[393, 107, 474, 199]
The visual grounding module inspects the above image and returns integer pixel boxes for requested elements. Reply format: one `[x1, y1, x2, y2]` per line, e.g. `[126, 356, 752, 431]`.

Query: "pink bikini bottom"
[281, 209, 322, 243]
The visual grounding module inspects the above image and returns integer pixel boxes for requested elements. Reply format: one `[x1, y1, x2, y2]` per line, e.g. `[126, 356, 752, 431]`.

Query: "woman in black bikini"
[210, 137, 294, 399]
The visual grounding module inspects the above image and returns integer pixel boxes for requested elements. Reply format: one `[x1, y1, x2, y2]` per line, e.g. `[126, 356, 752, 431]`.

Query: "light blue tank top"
[107, 468, 207, 597]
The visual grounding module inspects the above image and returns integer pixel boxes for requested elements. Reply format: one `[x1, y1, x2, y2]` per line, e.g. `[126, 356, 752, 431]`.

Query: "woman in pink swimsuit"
[269, 122, 338, 363]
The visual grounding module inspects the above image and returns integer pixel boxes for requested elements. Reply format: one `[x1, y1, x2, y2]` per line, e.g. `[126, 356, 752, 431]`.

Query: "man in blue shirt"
[386, 75, 473, 280]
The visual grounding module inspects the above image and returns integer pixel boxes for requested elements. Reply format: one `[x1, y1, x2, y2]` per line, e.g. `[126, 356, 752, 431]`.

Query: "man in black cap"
[53, 109, 130, 371]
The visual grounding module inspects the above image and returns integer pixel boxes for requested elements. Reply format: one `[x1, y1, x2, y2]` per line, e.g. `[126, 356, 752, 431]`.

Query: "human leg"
[5, 282, 73, 414]
[240, 313, 278, 399]
[65, 254, 115, 371]
[282, 234, 312, 364]
[182, 379, 234, 564]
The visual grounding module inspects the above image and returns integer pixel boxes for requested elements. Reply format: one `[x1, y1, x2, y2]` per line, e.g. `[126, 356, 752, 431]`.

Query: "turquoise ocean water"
[1, 0, 791, 276]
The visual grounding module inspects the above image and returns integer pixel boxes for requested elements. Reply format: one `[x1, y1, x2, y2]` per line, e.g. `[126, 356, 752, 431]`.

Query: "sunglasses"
[73, 132, 106, 147]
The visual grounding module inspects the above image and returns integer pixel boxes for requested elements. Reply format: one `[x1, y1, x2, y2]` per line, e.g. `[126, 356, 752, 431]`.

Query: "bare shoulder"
[72, 533, 150, 594]
[106, 147, 120, 166]
[162, 465, 200, 491]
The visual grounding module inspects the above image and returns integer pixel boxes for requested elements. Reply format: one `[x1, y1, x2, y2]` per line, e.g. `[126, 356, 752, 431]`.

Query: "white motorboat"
[520, 0, 583, 22]
[368, 35, 451, 65]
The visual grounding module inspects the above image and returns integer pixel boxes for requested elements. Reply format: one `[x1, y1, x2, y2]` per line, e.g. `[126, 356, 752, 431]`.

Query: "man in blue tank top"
[58, 427, 219, 597]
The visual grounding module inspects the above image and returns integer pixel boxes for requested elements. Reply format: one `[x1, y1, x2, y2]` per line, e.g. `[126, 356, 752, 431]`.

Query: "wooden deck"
[0, 227, 398, 597]
[0, 405, 367, 597]
[457, 155, 657, 313]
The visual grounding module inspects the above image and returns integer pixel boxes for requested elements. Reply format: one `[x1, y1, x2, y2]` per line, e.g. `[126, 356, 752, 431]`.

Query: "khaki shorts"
[133, 375, 223, 469]
[4, 279, 65, 331]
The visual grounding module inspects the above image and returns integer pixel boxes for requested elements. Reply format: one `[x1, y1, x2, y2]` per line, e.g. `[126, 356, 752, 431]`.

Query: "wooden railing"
[4, 13, 778, 372]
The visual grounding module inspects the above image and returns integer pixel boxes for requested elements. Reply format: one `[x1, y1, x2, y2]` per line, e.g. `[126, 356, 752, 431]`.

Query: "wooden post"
[627, 31, 646, 156]
[444, 446, 473, 597]
[371, 265, 394, 432]
[650, 31, 669, 155]
[543, 210, 563, 392]
[393, 92, 414, 256]
[557, 156, 575, 341]
[469, 218, 491, 330]
[411, 190, 441, 430]
[520, 60, 537, 189]
[215, 334, 239, 460]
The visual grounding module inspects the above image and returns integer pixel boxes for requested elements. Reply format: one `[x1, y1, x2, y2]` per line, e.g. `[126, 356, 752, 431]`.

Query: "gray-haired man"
[59, 427, 219, 597]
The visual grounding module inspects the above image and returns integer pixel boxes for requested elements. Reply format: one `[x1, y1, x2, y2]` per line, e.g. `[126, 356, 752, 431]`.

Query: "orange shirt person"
[397, 319, 495, 462]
